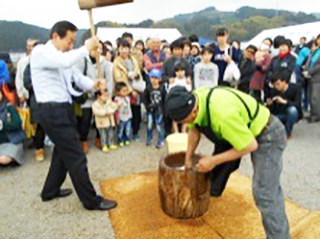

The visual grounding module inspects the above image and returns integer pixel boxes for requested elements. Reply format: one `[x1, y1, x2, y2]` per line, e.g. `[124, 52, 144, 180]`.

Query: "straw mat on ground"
[100, 171, 319, 239]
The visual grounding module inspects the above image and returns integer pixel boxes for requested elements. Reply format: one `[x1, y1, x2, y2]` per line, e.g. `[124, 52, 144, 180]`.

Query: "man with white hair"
[144, 37, 166, 75]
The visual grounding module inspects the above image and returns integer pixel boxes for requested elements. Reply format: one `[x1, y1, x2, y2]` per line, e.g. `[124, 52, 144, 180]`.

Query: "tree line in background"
[1, 6, 319, 52]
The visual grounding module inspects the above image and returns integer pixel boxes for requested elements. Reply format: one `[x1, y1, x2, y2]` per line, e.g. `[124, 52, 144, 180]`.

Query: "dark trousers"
[131, 104, 141, 136]
[276, 106, 299, 136]
[309, 81, 320, 120]
[210, 142, 241, 196]
[76, 108, 92, 142]
[295, 66, 308, 111]
[303, 79, 309, 111]
[238, 81, 250, 94]
[164, 115, 172, 138]
[38, 104, 101, 208]
[35, 123, 45, 150]
[250, 89, 263, 103]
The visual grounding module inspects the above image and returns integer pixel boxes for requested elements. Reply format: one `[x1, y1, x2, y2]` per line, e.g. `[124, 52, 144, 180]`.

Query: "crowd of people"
[0, 24, 320, 167]
[1, 21, 319, 238]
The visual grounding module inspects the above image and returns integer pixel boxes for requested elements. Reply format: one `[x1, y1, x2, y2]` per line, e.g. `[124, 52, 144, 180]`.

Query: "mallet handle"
[88, 9, 102, 79]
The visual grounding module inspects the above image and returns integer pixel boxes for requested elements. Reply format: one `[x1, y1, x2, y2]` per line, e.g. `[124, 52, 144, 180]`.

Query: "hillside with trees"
[1, 6, 318, 52]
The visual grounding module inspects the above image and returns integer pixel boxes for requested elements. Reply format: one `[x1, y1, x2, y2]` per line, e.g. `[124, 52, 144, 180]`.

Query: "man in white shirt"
[31, 21, 117, 211]
[15, 39, 38, 103]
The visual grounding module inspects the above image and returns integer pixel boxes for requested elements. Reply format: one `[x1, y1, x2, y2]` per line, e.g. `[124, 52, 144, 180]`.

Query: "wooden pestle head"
[78, 0, 133, 10]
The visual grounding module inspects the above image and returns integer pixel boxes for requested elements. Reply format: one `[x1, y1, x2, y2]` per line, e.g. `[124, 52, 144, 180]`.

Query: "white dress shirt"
[30, 41, 95, 104]
[15, 55, 29, 99]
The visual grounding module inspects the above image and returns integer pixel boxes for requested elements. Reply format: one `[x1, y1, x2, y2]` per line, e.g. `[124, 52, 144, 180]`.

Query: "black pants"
[76, 108, 92, 142]
[131, 104, 141, 136]
[238, 81, 250, 94]
[38, 103, 101, 208]
[250, 89, 262, 103]
[210, 142, 241, 196]
[164, 114, 172, 138]
[35, 123, 45, 150]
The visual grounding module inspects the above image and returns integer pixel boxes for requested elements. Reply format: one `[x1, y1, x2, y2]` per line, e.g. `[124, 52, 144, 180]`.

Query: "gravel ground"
[0, 119, 319, 239]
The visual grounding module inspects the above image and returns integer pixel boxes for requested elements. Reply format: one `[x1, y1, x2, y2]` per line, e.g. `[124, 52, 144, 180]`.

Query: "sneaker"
[102, 145, 109, 153]
[125, 141, 130, 146]
[132, 135, 140, 141]
[156, 142, 164, 149]
[146, 141, 151, 146]
[119, 142, 124, 147]
[35, 149, 45, 162]
[109, 144, 118, 150]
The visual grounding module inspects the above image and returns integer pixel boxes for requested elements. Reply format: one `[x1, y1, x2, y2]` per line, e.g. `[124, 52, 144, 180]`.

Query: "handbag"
[131, 75, 146, 93]
[223, 46, 240, 85]
[17, 103, 35, 139]
[72, 58, 89, 104]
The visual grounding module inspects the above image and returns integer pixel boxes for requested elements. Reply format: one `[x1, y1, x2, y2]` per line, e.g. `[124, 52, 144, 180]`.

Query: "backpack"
[72, 58, 89, 104]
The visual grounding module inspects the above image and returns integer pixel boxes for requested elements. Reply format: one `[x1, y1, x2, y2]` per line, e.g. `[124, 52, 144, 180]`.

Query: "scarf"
[279, 51, 290, 59]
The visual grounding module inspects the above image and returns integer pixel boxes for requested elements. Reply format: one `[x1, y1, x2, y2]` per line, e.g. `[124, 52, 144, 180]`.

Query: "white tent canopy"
[246, 21, 320, 48]
[96, 27, 182, 46]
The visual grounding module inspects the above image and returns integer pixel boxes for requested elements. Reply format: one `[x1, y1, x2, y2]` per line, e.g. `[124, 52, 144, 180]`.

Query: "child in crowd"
[168, 62, 192, 133]
[190, 42, 202, 72]
[168, 62, 192, 91]
[92, 90, 118, 153]
[114, 82, 132, 147]
[194, 47, 219, 89]
[143, 69, 166, 148]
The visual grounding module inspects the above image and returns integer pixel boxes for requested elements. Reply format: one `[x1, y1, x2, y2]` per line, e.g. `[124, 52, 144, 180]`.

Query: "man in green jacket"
[165, 86, 289, 239]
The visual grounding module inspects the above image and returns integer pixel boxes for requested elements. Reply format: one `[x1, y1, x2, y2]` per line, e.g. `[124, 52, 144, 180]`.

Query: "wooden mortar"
[159, 152, 210, 219]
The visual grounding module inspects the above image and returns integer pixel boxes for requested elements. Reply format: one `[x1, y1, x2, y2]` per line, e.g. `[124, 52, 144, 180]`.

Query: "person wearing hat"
[190, 42, 201, 64]
[165, 86, 290, 239]
[143, 69, 166, 148]
[189, 42, 202, 77]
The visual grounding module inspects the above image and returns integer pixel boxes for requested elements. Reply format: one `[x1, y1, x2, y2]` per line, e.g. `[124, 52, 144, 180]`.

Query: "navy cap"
[165, 86, 196, 121]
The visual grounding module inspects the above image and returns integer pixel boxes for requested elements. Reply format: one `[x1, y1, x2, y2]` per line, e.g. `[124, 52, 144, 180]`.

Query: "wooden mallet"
[78, 0, 134, 79]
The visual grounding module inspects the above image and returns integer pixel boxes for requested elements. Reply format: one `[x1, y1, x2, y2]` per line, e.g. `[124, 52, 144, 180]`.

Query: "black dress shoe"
[84, 199, 118, 211]
[42, 189, 73, 202]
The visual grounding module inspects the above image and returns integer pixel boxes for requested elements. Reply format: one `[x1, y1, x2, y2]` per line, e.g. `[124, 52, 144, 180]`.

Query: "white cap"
[191, 42, 201, 51]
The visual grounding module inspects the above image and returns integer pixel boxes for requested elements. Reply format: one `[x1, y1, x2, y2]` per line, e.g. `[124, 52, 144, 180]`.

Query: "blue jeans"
[147, 112, 164, 145]
[252, 116, 289, 239]
[98, 127, 117, 146]
[118, 119, 131, 142]
[276, 106, 299, 136]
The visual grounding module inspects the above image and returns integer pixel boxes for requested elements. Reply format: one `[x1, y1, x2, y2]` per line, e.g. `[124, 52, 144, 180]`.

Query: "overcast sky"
[1, 0, 318, 29]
